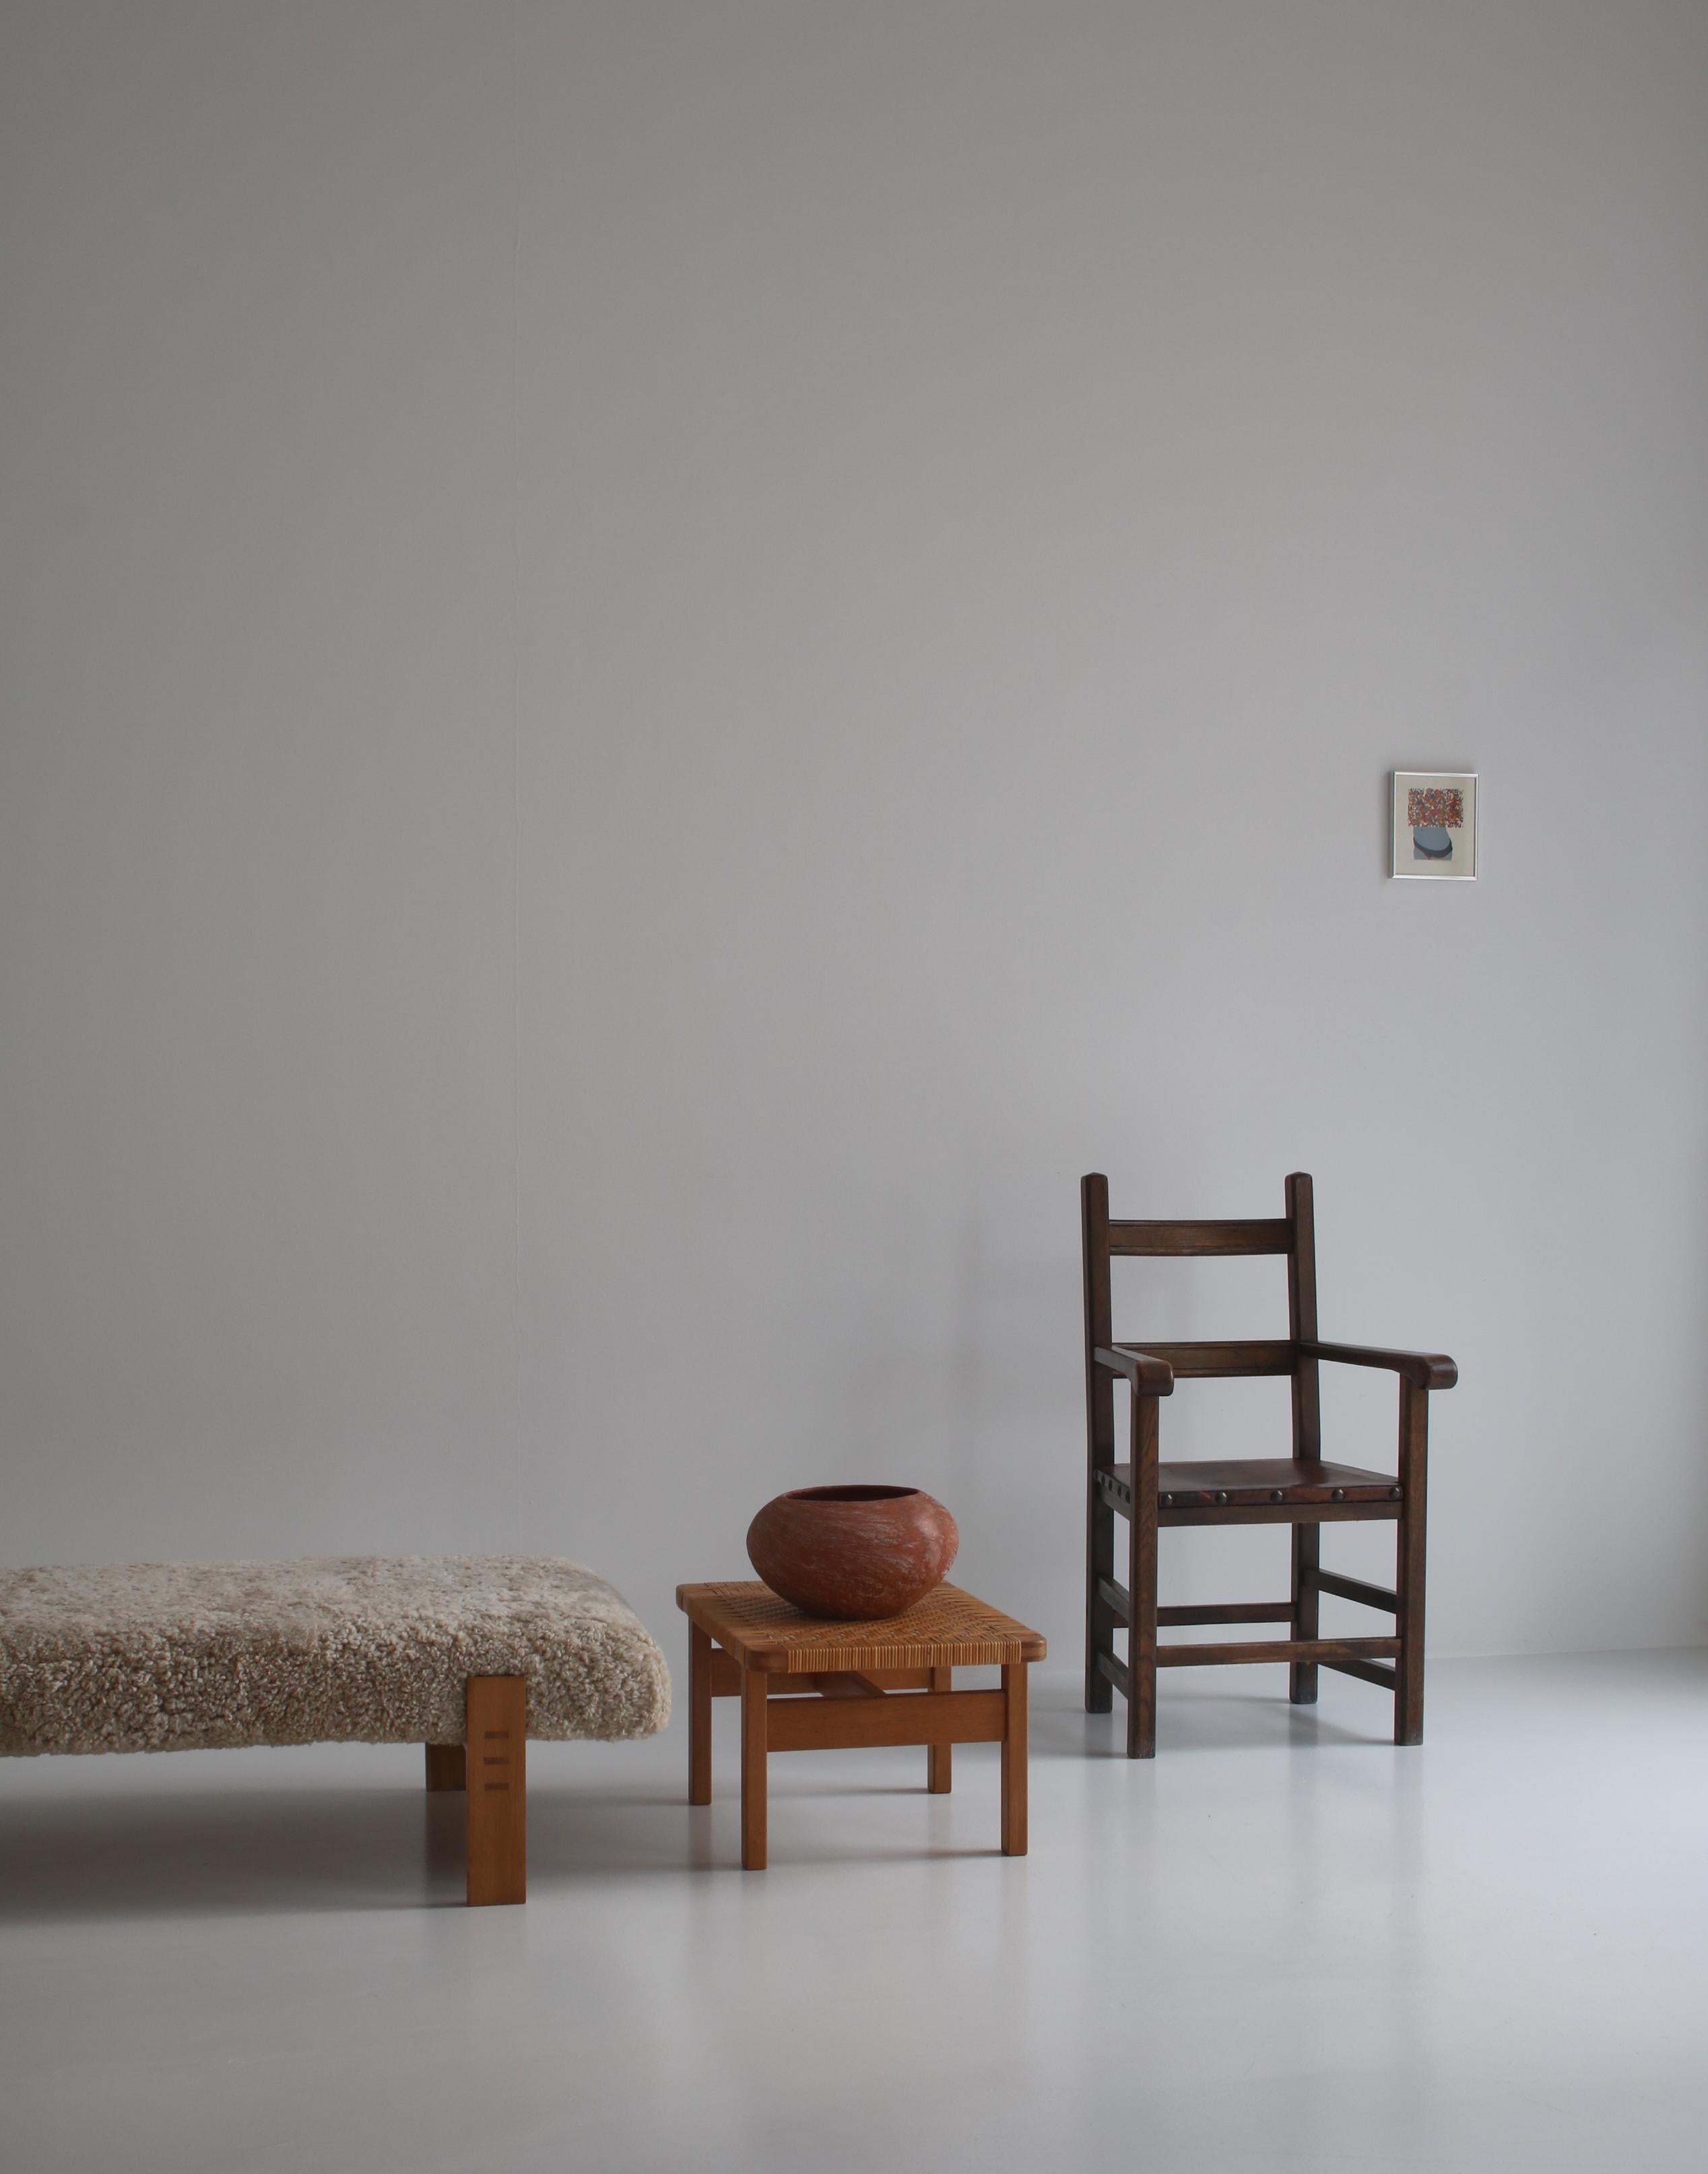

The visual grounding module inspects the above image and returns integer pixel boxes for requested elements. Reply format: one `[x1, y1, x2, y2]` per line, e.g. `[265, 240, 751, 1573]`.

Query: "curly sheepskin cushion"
[0, 1555, 671, 1756]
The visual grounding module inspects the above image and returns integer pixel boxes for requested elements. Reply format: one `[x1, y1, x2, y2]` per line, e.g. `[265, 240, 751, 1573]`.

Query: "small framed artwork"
[1392, 771, 1476, 880]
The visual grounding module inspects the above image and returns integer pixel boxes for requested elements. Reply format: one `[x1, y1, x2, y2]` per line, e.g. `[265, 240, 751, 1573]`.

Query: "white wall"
[3, 1, 1706, 1679]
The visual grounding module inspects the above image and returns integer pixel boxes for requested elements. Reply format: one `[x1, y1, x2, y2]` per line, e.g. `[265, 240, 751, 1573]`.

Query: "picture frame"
[1392, 770, 1477, 880]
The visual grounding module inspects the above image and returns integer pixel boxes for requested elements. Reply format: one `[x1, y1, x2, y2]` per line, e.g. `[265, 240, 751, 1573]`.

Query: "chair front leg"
[1395, 1379, 1429, 1745]
[1126, 1390, 1160, 1759]
[1290, 1525, 1319, 1705]
[1085, 1350, 1117, 1715]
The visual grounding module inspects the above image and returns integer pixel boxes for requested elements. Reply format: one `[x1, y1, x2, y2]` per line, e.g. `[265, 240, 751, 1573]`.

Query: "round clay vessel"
[746, 1485, 959, 1620]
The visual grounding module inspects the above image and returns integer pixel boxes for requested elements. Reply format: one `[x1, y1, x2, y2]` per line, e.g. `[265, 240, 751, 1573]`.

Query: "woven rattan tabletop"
[675, 1580, 1046, 1674]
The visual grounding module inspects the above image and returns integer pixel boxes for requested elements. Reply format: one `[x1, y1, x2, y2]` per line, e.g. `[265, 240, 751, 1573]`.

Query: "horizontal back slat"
[1107, 1218, 1292, 1257]
[1114, 1340, 1294, 1378]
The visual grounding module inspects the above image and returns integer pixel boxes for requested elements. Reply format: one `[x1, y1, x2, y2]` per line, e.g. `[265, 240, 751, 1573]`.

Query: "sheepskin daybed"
[0, 1554, 671, 1905]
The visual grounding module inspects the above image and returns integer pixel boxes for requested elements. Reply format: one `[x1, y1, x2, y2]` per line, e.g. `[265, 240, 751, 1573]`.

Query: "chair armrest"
[1094, 1346, 1175, 1395]
[1302, 1340, 1457, 1391]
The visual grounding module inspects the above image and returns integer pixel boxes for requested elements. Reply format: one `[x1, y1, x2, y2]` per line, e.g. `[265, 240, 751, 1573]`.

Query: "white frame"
[1391, 770, 1477, 881]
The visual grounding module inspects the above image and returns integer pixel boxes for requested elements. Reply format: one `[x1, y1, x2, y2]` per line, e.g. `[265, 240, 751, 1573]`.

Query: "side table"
[676, 1579, 1046, 1868]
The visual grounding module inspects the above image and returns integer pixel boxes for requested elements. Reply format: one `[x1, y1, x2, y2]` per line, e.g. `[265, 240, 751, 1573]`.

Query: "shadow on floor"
[0, 1787, 467, 1922]
[0, 1768, 1006, 1920]
[1032, 1684, 1392, 1757]
[0, 1748, 1059, 1917]
[0, 1780, 733, 1923]
[0, 1673, 1428, 1921]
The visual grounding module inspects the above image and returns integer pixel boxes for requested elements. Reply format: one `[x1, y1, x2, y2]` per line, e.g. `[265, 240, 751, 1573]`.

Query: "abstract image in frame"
[1391, 771, 1477, 880]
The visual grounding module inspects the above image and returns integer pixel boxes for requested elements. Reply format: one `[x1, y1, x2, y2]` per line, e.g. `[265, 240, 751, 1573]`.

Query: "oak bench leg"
[465, 1676, 526, 1906]
[741, 1668, 768, 1870]
[425, 1742, 465, 1791]
[927, 1666, 952, 1793]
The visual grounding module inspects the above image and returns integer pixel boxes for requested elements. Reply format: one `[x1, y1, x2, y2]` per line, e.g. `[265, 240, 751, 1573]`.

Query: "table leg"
[1000, 1662, 1028, 1857]
[927, 1666, 952, 1793]
[740, 1668, 768, 1870]
[688, 1621, 713, 1806]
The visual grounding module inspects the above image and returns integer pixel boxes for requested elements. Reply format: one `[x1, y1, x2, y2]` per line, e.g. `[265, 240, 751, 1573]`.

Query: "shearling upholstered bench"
[0, 1555, 671, 1905]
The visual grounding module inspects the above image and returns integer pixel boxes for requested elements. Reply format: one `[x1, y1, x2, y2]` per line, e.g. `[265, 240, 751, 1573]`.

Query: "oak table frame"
[677, 1581, 1045, 1869]
[1083, 1170, 1457, 1758]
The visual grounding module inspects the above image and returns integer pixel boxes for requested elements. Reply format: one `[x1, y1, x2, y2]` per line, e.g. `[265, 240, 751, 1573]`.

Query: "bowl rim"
[779, 1484, 923, 1504]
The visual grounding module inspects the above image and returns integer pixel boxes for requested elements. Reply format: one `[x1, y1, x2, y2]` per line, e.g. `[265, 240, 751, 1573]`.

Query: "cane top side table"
[676, 1579, 1045, 1869]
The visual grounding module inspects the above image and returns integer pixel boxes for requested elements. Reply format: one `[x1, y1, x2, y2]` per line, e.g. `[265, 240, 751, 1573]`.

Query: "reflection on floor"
[2, 1651, 1705, 2173]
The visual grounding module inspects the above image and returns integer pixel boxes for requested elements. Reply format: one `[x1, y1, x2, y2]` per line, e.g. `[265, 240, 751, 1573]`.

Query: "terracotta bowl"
[746, 1485, 960, 1620]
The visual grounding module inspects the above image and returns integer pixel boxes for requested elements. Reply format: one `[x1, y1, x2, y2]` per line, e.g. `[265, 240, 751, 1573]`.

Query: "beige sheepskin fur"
[0, 1555, 670, 1756]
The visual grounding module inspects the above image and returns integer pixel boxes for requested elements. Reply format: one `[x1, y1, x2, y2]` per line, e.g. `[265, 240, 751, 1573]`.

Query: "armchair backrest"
[1081, 1171, 1323, 1463]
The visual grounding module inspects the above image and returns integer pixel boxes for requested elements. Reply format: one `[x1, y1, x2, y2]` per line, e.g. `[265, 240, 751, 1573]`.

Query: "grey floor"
[2, 1651, 1705, 2174]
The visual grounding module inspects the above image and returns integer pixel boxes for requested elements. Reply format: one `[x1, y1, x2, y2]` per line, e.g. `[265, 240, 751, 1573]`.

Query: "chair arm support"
[1302, 1341, 1457, 1391]
[1094, 1346, 1175, 1395]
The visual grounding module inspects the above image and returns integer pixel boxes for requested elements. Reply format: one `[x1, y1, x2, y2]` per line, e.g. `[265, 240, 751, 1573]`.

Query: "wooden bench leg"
[740, 1668, 768, 1870]
[465, 1676, 526, 1906]
[689, 1621, 713, 1806]
[927, 1666, 952, 1793]
[426, 1743, 465, 1791]
[1001, 1663, 1028, 1855]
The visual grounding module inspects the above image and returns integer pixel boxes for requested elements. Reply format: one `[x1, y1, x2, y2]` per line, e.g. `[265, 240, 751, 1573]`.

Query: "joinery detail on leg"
[465, 1676, 526, 1907]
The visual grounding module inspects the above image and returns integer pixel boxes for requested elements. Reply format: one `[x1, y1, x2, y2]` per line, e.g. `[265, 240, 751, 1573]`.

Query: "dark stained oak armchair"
[1082, 1172, 1456, 1757]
